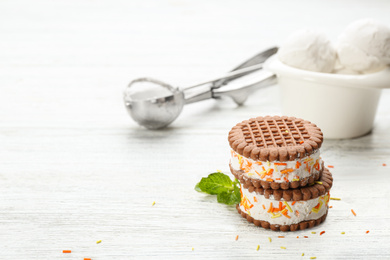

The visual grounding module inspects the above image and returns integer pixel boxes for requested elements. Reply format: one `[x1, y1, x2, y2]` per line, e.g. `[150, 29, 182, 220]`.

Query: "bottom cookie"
[236, 204, 328, 231]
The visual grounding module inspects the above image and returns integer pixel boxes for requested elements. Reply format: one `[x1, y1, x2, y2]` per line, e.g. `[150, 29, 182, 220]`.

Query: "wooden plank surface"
[1, 0, 390, 259]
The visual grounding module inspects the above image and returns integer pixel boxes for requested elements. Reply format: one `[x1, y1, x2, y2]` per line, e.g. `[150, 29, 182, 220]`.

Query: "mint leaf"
[233, 184, 241, 202]
[217, 190, 241, 205]
[195, 172, 241, 206]
[194, 183, 202, 192]
[196, 172, 234, 195]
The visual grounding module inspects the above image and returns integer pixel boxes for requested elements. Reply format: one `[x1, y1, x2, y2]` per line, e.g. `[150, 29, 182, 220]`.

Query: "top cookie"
[228, 116, 323, 162]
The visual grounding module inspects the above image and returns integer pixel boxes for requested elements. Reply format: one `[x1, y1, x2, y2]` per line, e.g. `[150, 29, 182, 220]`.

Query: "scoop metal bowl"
[124, 47, 278, 129]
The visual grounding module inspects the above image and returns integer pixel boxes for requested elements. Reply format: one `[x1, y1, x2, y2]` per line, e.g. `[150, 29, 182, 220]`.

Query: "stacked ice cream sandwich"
[228, 116, 333, 231]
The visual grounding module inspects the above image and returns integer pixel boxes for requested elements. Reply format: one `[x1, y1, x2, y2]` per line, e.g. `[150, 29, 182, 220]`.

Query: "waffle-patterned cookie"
[228, 116, 323, 161]
[228, 116, 324, 189]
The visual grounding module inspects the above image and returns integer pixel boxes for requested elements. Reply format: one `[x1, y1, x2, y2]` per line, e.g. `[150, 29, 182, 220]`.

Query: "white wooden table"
[1, 1, 390, 259]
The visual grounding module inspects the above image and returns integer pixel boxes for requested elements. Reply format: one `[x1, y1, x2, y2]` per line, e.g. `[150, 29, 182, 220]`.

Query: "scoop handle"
[213, 46, 278, 88]
[213, 71, 277, 105]
[184, 64, 264, 104]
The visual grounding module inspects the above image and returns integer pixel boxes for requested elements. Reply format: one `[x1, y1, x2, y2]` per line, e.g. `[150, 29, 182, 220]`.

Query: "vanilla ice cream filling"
[230, 150, 323, 183]
[240, 185, 329, 225]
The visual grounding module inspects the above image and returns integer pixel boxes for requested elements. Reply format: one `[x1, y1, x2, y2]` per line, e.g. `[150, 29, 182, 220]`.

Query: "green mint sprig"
[195, 172, 241, 205]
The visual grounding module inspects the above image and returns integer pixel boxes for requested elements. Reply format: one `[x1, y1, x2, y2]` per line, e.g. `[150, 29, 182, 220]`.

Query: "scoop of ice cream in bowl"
[265, 19, 390, 139]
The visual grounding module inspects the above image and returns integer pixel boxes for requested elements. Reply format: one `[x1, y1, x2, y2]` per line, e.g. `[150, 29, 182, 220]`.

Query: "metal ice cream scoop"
[124, 47, 278, 129]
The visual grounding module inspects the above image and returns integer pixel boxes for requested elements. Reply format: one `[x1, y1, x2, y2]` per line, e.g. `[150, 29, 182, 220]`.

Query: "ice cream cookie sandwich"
[228, 116, 324, 190]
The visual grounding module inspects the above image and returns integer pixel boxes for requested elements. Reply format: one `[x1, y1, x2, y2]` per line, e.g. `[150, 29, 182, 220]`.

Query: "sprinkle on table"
[278, 236, 285, 238]
[366, 230, 370, 234]
[296, 236, 299, 238]
[310, 257, 317, 259]
[329, 206, 333, 208]
[327, 165, 334, 168]
[235, 235, 239, 241]
[268, 237, 272, 242]
[192, 247, 194, 251]
[62, 250, 71, 253]
[302, 253, 304, 256]
[256, 245, 260, 251]
[311, 232, 316, 234]
[341, 232, 345, 235]
[330, 197, 341, 200]
[152, 201, 156, 206]
[320, 231, 325, 235]
[383, 163, 387, 166]
[280, 246, 286, 249]
[84, 258, 92, 260]
[304, 236, 308, 238]
[217, 169, 222, 172]
[96, 240, 102, 244]
[351, 209, 357, 216]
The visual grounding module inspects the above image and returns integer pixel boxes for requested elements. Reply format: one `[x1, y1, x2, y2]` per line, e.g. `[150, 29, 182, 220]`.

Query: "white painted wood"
[0, 0, 390, 259]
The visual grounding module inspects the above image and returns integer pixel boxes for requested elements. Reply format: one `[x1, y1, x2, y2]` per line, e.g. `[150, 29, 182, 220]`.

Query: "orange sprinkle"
[320, 231, 325, 235]
[63, 250, 71, 253]
[274, 163, 287, 166]
[266, 178, 273, 182]
[366, 230, 370, 234]
[296, 236, 299, 238]
[276, 178, 281, 180]
[281, 168, 294, 174]
[383, 163, 387, 166]
[279, 201, 282, 211]
[329, 206, 333, 208]
[296, 161, 301, 169]
[295, 210, 300, 217]
[267, 168, 274, 176]
[84, 258, 92, 260]
[292, 201, 296, 205]
[299, 141, 304, 144]
[351, 209, 357, 216]
[268, 203, 273, 213]
[304, 236, 308, 238]
[278, 236, 285, 238]
[235, 235, 239, 241]
[327, 165, 334, 168]
[253, 197, 258, 202]
[262, 204, 266, 210]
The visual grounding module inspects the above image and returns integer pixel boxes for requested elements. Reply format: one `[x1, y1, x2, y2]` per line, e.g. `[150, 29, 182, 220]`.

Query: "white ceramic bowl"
[265, 55, 390, 139]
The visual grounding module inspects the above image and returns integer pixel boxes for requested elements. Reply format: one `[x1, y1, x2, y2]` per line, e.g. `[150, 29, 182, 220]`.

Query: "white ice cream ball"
[337, 18, 390, 73]
[278, 29, 337, 73]
[332, 58, 361, 75]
